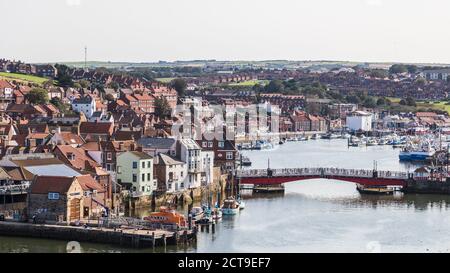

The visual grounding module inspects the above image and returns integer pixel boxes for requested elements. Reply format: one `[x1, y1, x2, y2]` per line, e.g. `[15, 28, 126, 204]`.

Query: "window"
[107, 152, 112, 160]
[132, 174, 137, 182]
[208, 142, 213, 148]
[226, 152, 233, 160]
[202, 141, 207, 147]
[142, 161, 145, 168]
[218, 141, 224, 148]
[132, 162, 138, 169]
[142, 173, 145, 181]
[48, 192, 60, 200]
[147, 173, 151, 181]
[141, 186, 145, 192]
[147, 161, 151, 168]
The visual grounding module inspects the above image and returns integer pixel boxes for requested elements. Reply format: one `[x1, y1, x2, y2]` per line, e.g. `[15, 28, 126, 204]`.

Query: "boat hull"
[221, 208, 239, 215]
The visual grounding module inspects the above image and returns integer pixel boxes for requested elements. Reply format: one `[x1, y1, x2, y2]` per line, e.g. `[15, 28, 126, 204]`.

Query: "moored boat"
[211, 208, 222, 220]
[221, 198, 240, 215]
[143, 206, 187, 228]
[190, 206, 204, 221]
[237, 198, 245, 210]
[241, 156, 252, 167]
[356, 184, 394, 195]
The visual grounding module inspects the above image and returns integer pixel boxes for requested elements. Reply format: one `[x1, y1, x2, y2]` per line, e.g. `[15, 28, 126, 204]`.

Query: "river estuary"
[2, 139, 450, 253]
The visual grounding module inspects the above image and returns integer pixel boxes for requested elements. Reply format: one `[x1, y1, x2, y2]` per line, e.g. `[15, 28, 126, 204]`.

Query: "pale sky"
[1, 0, 449, 64]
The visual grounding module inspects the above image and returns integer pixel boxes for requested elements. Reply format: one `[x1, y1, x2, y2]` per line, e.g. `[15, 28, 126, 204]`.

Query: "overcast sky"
[1, 0, 449, 64]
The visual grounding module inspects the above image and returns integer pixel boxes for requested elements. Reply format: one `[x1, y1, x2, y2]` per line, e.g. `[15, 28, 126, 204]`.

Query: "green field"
[228, 80, 269, 86]
[416, 101, 450, 114]
[155, 77, 176, 83]
[385, 97, 450, 114]
[0, 72, 49, 85]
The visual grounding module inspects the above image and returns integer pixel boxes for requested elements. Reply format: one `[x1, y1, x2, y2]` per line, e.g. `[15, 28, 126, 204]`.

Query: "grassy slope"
[385, 97, 450, 114]
[0, 72, 49, 85]
[228, 80, 269, 86]
[155, 77, 176, 83]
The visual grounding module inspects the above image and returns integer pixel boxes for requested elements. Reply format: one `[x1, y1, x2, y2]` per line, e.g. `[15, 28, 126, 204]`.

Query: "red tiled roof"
[30, 176, 75, 194]
[80, 122, 113, 135]
[54, 145, 100, 170]
[416, 112, 438, 118]
[54, 132, 84, 145]
[133, 93, 154, 101]
[76, 174, 103, 192]
[0, 80, 14, 89]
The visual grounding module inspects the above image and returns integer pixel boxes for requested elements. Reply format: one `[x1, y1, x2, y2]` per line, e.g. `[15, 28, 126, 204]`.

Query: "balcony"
[0, 182, 30, 195]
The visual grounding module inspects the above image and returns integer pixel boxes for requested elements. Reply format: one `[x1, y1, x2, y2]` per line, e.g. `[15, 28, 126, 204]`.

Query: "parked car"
[0, 213, 5, 221]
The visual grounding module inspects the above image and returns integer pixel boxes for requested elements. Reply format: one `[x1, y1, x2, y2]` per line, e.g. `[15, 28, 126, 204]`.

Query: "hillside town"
[1, 57, 450, 226]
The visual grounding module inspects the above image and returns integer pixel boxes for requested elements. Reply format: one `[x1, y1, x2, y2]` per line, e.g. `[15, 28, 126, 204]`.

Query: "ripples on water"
[2, 139, 450, 253]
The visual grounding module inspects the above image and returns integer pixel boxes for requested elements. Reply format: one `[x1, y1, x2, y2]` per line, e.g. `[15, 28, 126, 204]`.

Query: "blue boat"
[399, 143, 435, 161]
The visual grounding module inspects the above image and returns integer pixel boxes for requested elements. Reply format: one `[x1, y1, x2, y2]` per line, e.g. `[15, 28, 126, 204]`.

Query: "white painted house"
[116, 151, 156, 197]
[176, 139, 214, 189]
[71, 95, 96, 118]
[346, 111, 373, 132]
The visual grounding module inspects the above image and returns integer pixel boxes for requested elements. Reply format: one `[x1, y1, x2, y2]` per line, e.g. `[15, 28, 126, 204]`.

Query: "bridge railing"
[236, 168, 408, 180]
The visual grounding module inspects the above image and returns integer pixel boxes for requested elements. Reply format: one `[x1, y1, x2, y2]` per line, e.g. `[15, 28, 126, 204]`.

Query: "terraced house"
[116, 151, 156, 197]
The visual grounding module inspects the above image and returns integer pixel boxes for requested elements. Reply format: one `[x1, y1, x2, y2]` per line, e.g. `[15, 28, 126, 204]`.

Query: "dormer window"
[67, 152, 75, 160]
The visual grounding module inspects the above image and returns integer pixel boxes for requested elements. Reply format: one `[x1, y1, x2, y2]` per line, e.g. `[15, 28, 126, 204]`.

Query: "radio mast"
[84, 46, 88, 71]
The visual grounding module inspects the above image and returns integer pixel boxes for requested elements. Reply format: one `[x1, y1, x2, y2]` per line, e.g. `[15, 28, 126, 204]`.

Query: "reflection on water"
[1, 139, 450, 253]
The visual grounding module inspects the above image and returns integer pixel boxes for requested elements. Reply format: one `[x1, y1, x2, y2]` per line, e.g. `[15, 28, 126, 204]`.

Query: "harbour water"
[2, 139, 450, 253]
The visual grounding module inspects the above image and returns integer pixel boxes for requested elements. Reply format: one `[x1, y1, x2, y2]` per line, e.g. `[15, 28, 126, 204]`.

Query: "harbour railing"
[236, 168, 408, 180]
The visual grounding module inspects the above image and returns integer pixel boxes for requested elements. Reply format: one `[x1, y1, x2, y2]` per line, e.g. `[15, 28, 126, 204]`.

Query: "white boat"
[254, 140, 273, 150]
[366, 138, 378, 146]
[342, 133, 351, 139]
[190, 207, 204, 221]
[221, 198, 240, 215]
[211, 208, 222, 220]
[237, 199, 245, 210]
[399, 141, 435, 161]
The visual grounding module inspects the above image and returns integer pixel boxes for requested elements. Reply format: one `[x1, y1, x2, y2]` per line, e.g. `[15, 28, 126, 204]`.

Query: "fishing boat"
[221, 197, 240, 215]
[366, 138, 378, 146]
[211, 208, 222, 220]
[190, 206, 204, 221]
[143, 206, 187, 228]
[399, 142, 435, 161]
[241, 156, 252, 167]
[322, 133, 340, 139]
[298, 135, 309, 141]
[341, 133, 351, 139]
[254, 140, 273, 150]
[237, 198, 246, 210]
[196, 215, 213, 225]
[356, 184, 394, 195]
